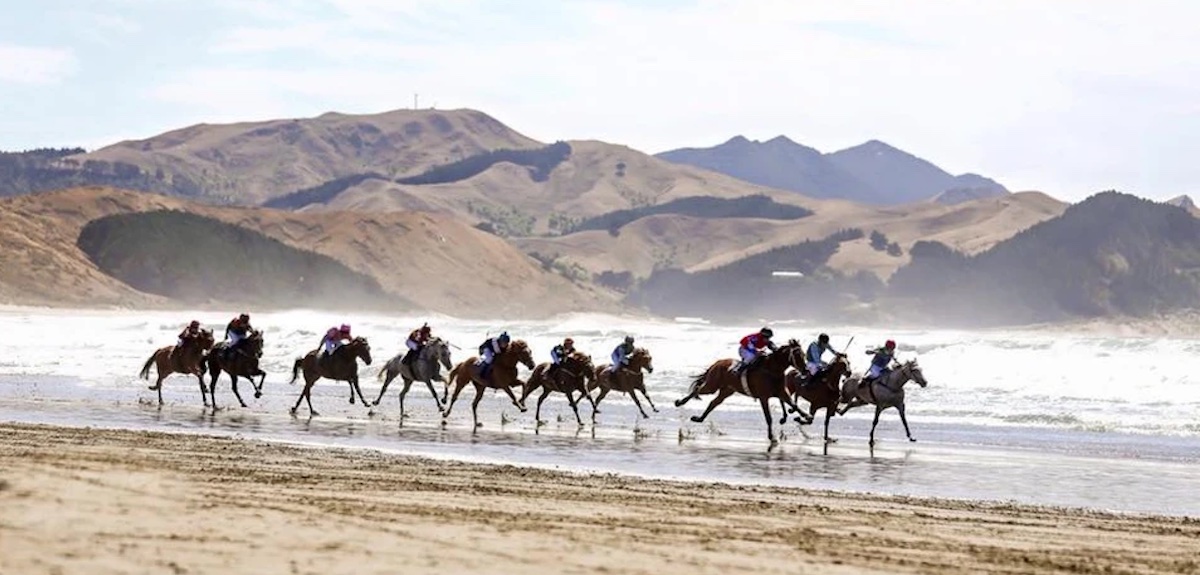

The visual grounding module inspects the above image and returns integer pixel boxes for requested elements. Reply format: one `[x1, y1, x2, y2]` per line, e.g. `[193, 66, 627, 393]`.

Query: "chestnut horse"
[674, 340, 811, 446]
[588, 347, 657, 418]
[519, 351, 599, 427]
[442, 339, 535, 428]
[289, 337, 373, 416]
[838, 359, 929, 446]
[203, 330, 266, 409]
[372, 337, 454, 420]
[139, 329, 215, 406]
[783, 354, 851, 443]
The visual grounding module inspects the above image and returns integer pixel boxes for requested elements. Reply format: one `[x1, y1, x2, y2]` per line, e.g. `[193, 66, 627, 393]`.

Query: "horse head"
[567, 351, 595, 381]
[426, 337, 453, 371]
[631, 347, 654, 374]
[244, 331, 264, 358]
[903, 359, 928, 388]
[348, 336, 372, 365]
[506, 339, 535, 370]
[773, 341, 806, 373]
[197, 329, 216, 350]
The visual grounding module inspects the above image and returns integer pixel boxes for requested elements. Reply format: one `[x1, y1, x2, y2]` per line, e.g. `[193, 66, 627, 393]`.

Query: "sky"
[2, 0, 1199, 201]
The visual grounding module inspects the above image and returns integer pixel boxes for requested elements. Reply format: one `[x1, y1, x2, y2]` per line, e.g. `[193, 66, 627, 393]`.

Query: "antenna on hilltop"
[414, 93, 419, 110]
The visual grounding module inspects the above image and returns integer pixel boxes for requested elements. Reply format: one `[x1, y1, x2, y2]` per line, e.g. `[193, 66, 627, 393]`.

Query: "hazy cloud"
[0, 45, 76, 85]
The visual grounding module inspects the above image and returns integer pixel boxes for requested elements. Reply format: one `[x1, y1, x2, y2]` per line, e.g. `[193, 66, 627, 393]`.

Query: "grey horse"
[372, 337, 454, 419]
[838, 359, 929, 446]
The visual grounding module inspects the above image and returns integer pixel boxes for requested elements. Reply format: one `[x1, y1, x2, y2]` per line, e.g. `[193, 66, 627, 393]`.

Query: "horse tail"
[290, 357, 303, 385]
[687, 366, 711, 396]
[139, 352, 156, 380]
[377, 362, 388, 382]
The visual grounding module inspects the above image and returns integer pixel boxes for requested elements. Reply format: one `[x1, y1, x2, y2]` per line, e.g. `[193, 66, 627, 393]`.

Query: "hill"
[515, 191, 1067, 283]
[78, 211, 397, 310]
[656, 136, 1008, 205]
[69, 109, 540, 204]
[886, 191, 1200, 326]
[0, 187, 617, 317]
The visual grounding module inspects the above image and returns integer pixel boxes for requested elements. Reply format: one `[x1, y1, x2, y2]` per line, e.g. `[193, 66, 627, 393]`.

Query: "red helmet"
[885, 340, 896, 349]
[340, 324, 351, 333]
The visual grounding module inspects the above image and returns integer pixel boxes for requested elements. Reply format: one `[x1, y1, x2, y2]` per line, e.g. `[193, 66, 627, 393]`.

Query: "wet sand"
[2, 423, 1198, 574]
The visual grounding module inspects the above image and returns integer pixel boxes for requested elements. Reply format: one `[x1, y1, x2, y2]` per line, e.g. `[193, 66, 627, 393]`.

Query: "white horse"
[838, 359, 928, 446]
[372, 337, 454, 419]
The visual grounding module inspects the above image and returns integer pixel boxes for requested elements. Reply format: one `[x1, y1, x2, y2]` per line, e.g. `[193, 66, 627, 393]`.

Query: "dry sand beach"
[2, 423, 1197, 575]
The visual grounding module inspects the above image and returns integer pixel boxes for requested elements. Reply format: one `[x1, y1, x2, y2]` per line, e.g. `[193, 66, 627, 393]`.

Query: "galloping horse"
[289, 337, 373, 416]
[139, 329, 215, 406]
[203, 331, 266, 409]
[589, 347, 657, 418]
[519, 351, 599, 427]
[838, 359, 928, 446]
[675, 340, 812, 445]
[784, 355, 851, 443]
[372, 337, 454, 419]
[442, 339, 535, 428]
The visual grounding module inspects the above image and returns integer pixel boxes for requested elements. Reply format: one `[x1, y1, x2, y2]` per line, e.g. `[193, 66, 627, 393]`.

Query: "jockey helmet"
[818, 333, 829, 344]
[885, 339, 896, 349]
[624, 335, 634, 345]
[340, 324, 351, 334]
[564, 337, 574, 346]
[420, 324, 431, 334]
[189, 320, 200, 328]
[498, 332, 510, 344]
[239, 313, 249, 322]
[760, 327, 773, 338]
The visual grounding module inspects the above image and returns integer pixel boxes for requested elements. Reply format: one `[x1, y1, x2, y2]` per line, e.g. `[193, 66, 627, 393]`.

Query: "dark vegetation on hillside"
[0, 148, 205, 198]
[564, 195, 813, 234]
[263, 142, 573, 210]
[886, 191, 1200, 325]
[76, 210, 402, 310]
[627, 229, 881, 321]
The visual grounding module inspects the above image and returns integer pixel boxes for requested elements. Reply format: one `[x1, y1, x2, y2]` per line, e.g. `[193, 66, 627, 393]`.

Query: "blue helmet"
[498, 331, 511, 344]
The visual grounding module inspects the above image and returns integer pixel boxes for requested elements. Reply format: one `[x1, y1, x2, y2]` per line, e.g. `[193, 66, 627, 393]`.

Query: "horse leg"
[442, 378, 467, 419]
[519, 379, 538, 408]
[824, 406, 837, 443]
[231, 374, 249, 408]
[779, 390, 813, 425]
[580, 387, 599, 423]
[869, 405, 884, 447]
[565, 390, 585, 427]
[759, 395, 777, 447]
[373, 368, 396, 406]
[636, 384, 659, 413]
[777, 396, 789, 425]
[897, 403, 916, 442]
[627, 389, 651, 419]
[196, 371, 209, 408]
[470, 383, 485, 429]
[594, 387, 611, 410]
[499, 383, 526, 412]
[351, 376, 370, 407]
[398, 378, 416, 420]
[690, 388, 734, 423]
[155, 370, 167, 405]
[535, 388, 551, 425]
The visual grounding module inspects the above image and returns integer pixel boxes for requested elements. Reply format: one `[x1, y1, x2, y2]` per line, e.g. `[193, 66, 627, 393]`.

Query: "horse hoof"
[909, 438, 917, 443]
[689, 415, 703, 423]
[475, 422, 483, 428]
[826, 437, 838, 444]
[289, 408, 297, 416]
[254, 393, 262, 399]
[147, 386, 156, 391]
[536, 420, 546, 427]
[673, 400, 685, 407]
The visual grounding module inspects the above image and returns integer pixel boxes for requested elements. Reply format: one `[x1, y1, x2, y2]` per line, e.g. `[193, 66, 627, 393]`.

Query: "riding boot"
[402, 348, 416, 366]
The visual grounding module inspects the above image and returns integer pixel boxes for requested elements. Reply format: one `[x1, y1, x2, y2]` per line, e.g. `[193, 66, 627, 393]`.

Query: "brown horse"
[674, 340, 811, 446]
[783, 355, 851, 443]
[139, 329, 215, 406]
[203, 331, 266, 409]
[589, 347, 657, 418]
[289, 337, 373, 416]
[442, 339, 535, 428]
[519, 351, 599, 427]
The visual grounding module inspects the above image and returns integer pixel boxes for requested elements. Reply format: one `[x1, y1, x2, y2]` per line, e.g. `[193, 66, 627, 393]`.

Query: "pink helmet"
[340, 324, 351, 333]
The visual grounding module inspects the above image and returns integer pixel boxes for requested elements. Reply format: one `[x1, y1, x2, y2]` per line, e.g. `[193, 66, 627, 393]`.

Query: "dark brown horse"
[442, 339, 535, 428]
[674, 340, 811, 446]
[139, 329, 215, 406]
[519, 351, 599, 427]
[289, 336, 373, 416]
[589, 347, 657, 418]
[783, 355, 851, 443]
[203, 331, 266, 409]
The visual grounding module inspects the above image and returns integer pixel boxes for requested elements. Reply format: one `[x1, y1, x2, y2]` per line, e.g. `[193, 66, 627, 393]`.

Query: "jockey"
[548, 337, 575, 377]
[402, 323, 432, 366]
[805, 333, 844, 377]
[735, 327, 777, 375]
[223, 313, 254, 359]
[319, 324, 351, 358]
[864, 339, 898, 381]
[177, 320, 201, 347]
[478, 331, 510, 380]
[611, 336, 635, 373]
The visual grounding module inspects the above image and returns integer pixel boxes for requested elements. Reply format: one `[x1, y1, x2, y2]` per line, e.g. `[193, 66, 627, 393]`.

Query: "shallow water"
[1, 307, 1198, 517]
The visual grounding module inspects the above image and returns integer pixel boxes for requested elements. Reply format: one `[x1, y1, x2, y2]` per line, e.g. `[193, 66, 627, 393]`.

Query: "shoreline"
[3, 422, 1198, 574]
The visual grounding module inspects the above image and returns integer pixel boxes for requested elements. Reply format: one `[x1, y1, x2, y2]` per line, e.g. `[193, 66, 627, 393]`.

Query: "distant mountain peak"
[1166, 194, 1196, 210]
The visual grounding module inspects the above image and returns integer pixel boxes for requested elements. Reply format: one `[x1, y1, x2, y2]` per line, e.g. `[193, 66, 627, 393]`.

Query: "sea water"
[0, 306, 1197, 516]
